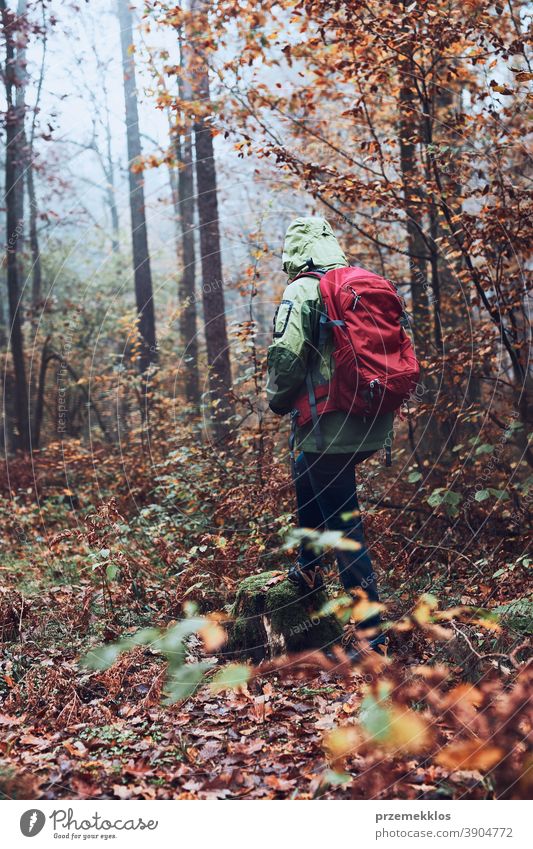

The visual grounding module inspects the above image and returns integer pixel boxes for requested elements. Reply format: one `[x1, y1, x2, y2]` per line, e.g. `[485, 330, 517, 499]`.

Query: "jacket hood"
[282, 216, 347, 280]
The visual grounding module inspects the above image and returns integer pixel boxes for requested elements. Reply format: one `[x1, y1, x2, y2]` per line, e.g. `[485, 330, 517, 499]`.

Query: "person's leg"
[291, 452, 326, 582]
[303, 452, 381, 628]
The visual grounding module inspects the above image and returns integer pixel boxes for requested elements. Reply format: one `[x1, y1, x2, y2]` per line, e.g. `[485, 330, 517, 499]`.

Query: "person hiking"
[266, 216, 419, 655]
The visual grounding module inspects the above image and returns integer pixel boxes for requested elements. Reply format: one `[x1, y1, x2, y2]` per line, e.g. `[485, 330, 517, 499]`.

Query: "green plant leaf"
[129, 627, 161, 647]
[321, 769, 352, 786]
[359, 690, 391, 741]
[428, 488, 462, 515]
[81, 642, 127, 671]
[106, 562, 119, 581]
[210, 663, 251, 694]
[164, 662, 212, 704]
[489, 488, 509, 501]
[319, 595, 353, 618]
[427, 488, 444, 507]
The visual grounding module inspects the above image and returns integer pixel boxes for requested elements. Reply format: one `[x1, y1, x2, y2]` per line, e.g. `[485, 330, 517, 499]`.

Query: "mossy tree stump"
[226, 571, 342, 662]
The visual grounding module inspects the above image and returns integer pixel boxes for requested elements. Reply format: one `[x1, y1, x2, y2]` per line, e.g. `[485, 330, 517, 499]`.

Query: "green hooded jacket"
[266, 216, 394, 455]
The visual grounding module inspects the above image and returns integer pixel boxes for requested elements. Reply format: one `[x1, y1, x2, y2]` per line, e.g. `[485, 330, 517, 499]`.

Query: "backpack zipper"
[348, 286, 359, 309]
[368, 379, 383, 404]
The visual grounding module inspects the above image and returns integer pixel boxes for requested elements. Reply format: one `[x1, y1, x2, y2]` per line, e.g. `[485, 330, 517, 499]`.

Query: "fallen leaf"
[113, 784, 132, 799]
[436, 740, 504, 772]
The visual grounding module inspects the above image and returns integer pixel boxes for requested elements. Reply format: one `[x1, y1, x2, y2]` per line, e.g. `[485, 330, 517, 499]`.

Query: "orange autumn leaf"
[323, 726, 360, 765]
[385, 708, 433, 754]
[437, 740, 504, 772]
[198, 621, 227, 652]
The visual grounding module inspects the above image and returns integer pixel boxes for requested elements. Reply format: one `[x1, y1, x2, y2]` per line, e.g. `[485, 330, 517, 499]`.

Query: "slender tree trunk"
[1, 0, 30, 451]
[117, 0, 157, 375]
[106, 186, 120, 254]
[188, 5, 233, 436]
[398, 61, 431, 356]
[0, 277, 8, 454]
[14, 0, 26, 240]
[194, 84, 234, 435]
[433, 79, 481, 418]
[27, 155, 42, 446]
[0, 276, 6, 347]
[33, 334, 49, 449]
[27, 161, 41, 307]
[17, 0, 44, 445]
[176, 131, 200, 407]
[103, 92, 120, 253]
[175, 28, 199, 408]
[397, 48, 443, 455]
[27, 0, 46, 307]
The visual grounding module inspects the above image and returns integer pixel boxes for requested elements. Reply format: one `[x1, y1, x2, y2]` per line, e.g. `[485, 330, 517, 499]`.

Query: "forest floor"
[0, 441, 531, 800]
[1, 543, 531, 801]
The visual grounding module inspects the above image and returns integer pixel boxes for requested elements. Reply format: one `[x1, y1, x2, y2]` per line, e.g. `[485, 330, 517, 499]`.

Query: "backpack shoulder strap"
[291, 258, 328, 283]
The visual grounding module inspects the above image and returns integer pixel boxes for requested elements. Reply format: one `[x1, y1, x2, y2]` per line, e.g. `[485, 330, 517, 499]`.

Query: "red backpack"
[291, 265, 420, 451]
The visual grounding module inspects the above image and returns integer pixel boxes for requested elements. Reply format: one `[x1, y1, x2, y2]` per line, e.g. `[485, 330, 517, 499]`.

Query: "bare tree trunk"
[432, 81, 461, 334]
[117, 0, 157, 375]
[26, 160, 41, 306]
[17, 0, 46, 452]
[0, 275, 6, 347]
[175, 28, 199, 408]
[32, 334, 49, 449]
[433, 79, 481, 417]
[187, 2, 233, 437]
[176, 131, 200, 407]
[398, 61, 431, 356]
[26, 0, 44, 308]
[103, 107, 120, 254]
[26, 146, 42, 446]
[397, 49, 444, 455]
[194, 71, 234, 437]
[1, 0, 30, 451]
[0, 276, 9, 453]
[14, 0, 26, 238]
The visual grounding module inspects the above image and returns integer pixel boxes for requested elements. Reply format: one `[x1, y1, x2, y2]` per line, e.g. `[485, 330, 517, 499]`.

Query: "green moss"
[226, 571, 275, 662]
[266, 580, 342, 652]
[234, 571, 279, 598]
[226, 571, 342, 661]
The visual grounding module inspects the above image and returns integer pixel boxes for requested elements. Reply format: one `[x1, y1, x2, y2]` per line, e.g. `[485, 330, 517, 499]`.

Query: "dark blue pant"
[293, 451, 380, 626]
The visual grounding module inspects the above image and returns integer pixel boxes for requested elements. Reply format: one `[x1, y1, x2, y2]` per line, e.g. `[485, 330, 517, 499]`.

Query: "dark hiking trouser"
[293, 450, 381, 629]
